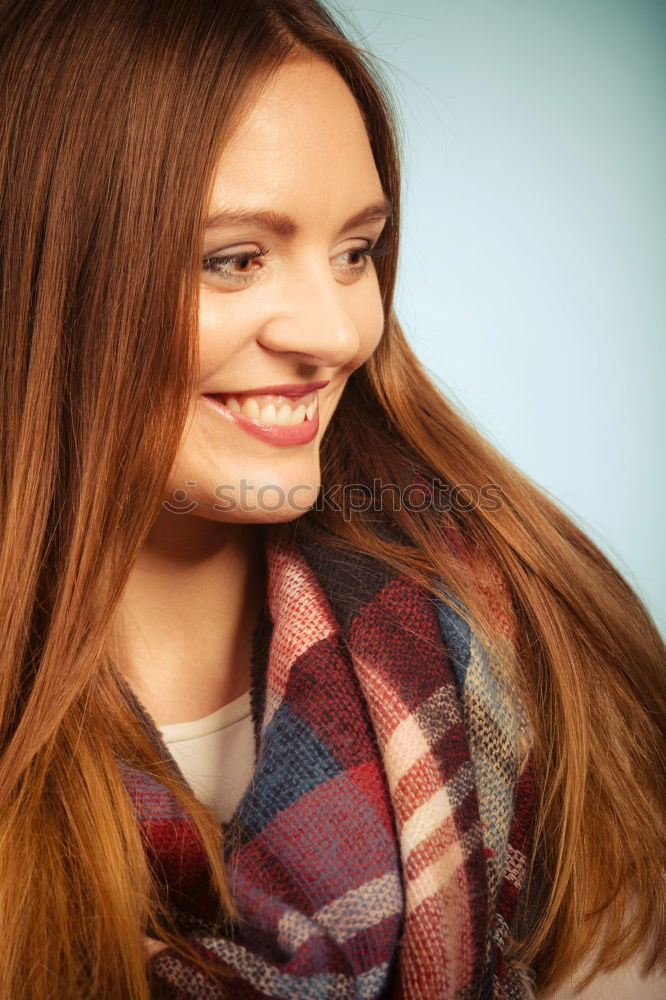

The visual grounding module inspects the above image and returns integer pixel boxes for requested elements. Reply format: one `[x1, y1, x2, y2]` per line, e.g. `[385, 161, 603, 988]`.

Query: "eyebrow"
[204, 196, 392, 236]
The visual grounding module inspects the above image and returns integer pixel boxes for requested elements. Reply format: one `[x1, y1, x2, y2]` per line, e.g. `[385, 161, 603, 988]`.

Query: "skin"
[108, 51, 389, 728]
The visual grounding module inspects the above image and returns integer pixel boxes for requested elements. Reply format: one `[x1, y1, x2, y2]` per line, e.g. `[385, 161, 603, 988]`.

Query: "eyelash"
[202, 241, 389, 285]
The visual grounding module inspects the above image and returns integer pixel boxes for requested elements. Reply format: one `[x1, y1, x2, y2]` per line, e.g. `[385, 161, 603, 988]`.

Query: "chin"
[220, 504, 316, 527]
[206, 476, 321, 523]
[257, 506, 315, 526]
[250, 480, 321, 522]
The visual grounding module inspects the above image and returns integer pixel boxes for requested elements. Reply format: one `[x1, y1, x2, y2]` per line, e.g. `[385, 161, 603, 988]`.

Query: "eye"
[202, 247, 269, 285]
[336, 242, 388, 281]
[201, 238, 390, 289]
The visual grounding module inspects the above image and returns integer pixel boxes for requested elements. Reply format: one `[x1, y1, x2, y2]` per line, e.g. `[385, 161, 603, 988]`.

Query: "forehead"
[207, 54, 384, 223]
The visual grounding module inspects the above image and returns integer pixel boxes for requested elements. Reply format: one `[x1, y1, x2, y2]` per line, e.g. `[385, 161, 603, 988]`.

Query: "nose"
[255, 255, 362, 369]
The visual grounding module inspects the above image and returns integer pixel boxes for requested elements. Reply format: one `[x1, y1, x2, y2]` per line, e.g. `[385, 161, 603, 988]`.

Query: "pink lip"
[208, 379, 330, 399]
[201, 393, 320, 446]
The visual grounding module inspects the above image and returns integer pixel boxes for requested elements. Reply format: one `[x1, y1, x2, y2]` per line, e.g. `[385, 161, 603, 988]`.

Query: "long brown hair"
[1, 1, 663, 997]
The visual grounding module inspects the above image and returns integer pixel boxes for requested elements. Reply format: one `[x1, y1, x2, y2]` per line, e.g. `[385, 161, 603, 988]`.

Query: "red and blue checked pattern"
[123, 521, 538, 998]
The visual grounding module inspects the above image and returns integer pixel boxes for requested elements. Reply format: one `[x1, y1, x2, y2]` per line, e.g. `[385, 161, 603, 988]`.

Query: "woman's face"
[164, 53, 390, 524]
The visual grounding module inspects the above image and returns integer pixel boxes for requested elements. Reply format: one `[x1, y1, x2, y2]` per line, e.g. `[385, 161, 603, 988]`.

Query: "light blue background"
[334, 0, 665, 637]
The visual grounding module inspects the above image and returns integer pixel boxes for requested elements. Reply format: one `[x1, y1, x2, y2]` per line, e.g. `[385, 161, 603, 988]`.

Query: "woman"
[0, 1, 663, 997]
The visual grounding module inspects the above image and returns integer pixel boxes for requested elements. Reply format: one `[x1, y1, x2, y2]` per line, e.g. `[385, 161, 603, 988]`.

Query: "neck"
[107, 512, 267, 726]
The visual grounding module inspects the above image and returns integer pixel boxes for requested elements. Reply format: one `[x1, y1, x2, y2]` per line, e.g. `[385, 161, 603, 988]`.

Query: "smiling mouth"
[206, 389, 318, 428]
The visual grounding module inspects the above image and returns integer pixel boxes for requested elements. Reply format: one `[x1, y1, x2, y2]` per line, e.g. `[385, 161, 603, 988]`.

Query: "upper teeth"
[222, 394, 317, 426]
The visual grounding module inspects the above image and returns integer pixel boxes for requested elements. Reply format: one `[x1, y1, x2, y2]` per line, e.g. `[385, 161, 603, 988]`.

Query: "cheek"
[356, 280, 385, 360]
[197, 294, 250, 380]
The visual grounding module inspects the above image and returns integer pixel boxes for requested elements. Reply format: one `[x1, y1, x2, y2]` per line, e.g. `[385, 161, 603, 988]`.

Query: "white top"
[158, 690, 255, 825]
[158, 700, 664, 999]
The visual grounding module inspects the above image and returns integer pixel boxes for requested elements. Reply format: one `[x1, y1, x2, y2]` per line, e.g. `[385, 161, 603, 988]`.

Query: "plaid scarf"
[122, 518, 538, 998]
